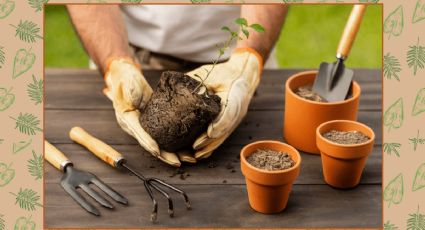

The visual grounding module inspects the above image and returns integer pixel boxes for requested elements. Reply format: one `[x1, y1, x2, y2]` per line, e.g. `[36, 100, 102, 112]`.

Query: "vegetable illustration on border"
[384, 173, 404, 208]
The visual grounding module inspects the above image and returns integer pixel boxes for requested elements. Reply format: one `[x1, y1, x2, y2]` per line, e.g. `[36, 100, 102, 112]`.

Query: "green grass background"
[45, 5, 382, 68]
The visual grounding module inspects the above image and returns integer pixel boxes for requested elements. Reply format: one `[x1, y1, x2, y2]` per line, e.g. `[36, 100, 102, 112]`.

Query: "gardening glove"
[187, 47, 263, 159]
[103, 58, 182, 167]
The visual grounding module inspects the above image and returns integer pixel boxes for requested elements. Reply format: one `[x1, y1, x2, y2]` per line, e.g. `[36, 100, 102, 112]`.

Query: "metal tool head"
[60, 165, 128, 216]
[312, 59, 354, 102]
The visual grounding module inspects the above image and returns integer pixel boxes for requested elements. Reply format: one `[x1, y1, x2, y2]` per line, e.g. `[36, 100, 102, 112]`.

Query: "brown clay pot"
[240, 140, 301, 214]
[284, 71, 361, 154]
[316, 120, 375, 189]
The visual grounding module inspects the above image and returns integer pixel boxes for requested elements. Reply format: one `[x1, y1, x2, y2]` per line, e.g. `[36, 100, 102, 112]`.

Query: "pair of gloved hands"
[103, 48, 263, 167]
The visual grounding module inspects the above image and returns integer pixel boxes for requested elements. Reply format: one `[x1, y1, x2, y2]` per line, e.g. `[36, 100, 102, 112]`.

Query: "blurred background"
[45, 4, 382, 69]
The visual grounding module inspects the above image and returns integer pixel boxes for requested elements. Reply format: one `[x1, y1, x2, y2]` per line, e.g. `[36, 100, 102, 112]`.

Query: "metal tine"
[144, 180, 158, 222]
[79, 184, 114, 209]
[91, 177, 128, 205]
[62, 184, 100, 216]
[148, 182, 174, 217]
[149, 178, 191, 210]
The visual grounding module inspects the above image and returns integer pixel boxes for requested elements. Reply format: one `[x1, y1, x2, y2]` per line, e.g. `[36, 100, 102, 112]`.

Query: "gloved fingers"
[103, 88, 113, 101]
[158, 150, 181, 167]
[120, 70, 153, 109]
[194, 135, 228, 159]
[177, 150, 197, 164]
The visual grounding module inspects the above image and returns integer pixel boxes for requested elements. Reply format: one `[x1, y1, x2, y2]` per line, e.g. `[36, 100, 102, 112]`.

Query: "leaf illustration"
[359, 0, 379, 2]
[0, 214, 4, 230]
[283, 0, 304, 2]
[10, 188, 42, 211]
[384, 173, 403, 207]
[12, 48, 36, 79]
[407, 37, 425, 76]
[413, 0, 425, 24]
[384, 98, 404, 132]
[384, 53, 401, 81]
[10, 20, 42, 43]
[409, 130, 425, 151]
[384, 5, 403, 39]
[121, 0, 142, 2]
[10, 113, 42, 136]
[413, 163, 425, 192]
[27, 75, 43, 105]
[384, 221, 398, 230]
[0, 87, 15, 111]
[383, 142, 401, 157]
[413, 88, 425, 116]
[0, 46, 4, 68]
[27, 150, 42, 180]
[0, 162, 15, 187]
[13, 139, 32, 154]
[14, 216, 35, 230]
[0, 0, 15, 19]
[0, 139, 3, 144]
[28, 0, 48, 12]
[407, 206, 425, 230]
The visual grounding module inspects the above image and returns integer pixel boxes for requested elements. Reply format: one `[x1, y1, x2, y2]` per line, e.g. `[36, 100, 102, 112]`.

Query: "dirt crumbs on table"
[246, 149, 295, 171]
[323, 130, 370, 144]
[295, 85, 326, 102]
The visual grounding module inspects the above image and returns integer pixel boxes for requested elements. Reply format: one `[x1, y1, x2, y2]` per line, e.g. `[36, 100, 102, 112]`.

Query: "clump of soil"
[323, 130, 370, 145]
[140, 71, 221, 152]
[246, 149, 295, 171]
[295, 85, 326, 102]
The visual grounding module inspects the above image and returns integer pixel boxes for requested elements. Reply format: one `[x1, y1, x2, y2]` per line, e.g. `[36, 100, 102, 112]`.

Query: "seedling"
[193, 17, 265, 93]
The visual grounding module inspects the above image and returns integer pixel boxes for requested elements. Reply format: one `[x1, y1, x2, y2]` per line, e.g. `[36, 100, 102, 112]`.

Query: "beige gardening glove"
[187, 47, 263, 159]
[103, 58, 181, 167]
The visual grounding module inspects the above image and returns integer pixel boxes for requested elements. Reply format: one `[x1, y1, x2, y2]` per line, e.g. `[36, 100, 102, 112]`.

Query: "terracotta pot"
[240, 140, 301, 214]
[316, 120, 375, 189]
[284, 71, 361, 154]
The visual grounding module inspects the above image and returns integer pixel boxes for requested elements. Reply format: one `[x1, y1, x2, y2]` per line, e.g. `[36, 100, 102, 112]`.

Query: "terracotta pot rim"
[316, 120, 376, 148]
[240, 140, 302, 175]
[286, 70, 361, 106]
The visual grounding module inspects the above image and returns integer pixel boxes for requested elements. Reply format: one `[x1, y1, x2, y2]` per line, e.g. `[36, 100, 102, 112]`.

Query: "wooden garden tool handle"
[337, 4, 366, 59]
[69, 127, 125, 168]
[45, 141, 72, 172]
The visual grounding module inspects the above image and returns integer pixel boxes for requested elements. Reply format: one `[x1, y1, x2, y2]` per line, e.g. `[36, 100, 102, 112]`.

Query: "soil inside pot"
[323, 130, 370, 145]
[246, 149, 295, 171]
[140, 71, 221, 152]
[295, 85, 326, 102]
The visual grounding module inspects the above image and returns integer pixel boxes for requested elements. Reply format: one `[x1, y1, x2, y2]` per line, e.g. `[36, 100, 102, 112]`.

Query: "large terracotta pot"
[240, 140, 301, 214]
[316, 120, 375, 189]
[284, 71, 361, 154]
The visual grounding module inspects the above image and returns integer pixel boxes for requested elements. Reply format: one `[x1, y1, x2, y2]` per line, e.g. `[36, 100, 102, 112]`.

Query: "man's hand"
[104, 58, 181, 167]
[186, 48, 262, 159]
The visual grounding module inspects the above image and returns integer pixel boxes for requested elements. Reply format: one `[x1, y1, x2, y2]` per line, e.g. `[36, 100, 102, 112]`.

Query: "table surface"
[45, 68, 382, 228]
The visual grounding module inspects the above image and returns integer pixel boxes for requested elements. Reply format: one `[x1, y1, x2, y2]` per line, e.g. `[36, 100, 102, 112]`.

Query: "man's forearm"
[237, 5, 288, 62]
[67, 5, 132, 72]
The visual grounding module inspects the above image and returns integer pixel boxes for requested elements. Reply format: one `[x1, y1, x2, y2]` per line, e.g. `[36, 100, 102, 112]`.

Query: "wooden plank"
[44, 183, 381, 228]
[44, 143, 381, 185]
[45, 69, 381, 111]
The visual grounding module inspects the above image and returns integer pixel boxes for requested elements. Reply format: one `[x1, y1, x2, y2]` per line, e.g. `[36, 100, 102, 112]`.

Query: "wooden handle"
[337, 4, 366, 59]
[45, 141, 72, 172]
[69, 127, 124, 167]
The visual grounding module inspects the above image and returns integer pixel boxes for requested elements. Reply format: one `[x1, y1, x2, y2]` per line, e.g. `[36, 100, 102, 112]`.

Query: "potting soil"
[323, 130, 370, 144]
[246, 149, 295, 171]
[295, 85, 326, 102]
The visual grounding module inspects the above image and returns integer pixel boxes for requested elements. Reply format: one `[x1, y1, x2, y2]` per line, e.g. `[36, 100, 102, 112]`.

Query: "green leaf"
[384, 221, 398, 230]
[10, 113, 42, 136]
[27, 150, 42, 180]
[383, 142, 401, 157]
[27, 75, 43, 105]
[10, 188, 42, 211]
[235, 17, 248, 26]
[10, 20, 43, 43]
[412, 0, 425, 24]
[384, 5, 403, 39]
[413, 163, 425, 192]
[407, 206, 425, 230]
[384, 173, 404, 207]
[0, 214, 4, 230]
[384, 53, 401, 81]
[250, 23, 265, 33]
[241, 28, 249, 39]
[27, 0, 49, 12]
[12, 48, 36, 80]
[409, 130, 425, 151]
[0, 46, 5, 69]
[413, 88, 425, 116]
[384, 98, 404, 132]
[407, 37, 425, 76]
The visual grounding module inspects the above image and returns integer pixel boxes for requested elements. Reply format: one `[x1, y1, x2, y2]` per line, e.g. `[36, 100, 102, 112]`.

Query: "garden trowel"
[312, 4, 366, 102]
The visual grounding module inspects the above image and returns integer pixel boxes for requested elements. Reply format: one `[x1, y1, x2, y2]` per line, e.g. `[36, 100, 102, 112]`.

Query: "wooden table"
[45, 69, 382, 228]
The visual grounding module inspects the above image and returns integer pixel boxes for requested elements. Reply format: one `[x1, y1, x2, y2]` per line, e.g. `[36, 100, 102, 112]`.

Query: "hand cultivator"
[69, 126, 191, 222]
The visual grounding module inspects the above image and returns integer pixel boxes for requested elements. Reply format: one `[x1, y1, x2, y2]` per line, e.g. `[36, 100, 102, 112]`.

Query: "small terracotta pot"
[284, 71, 361, 154]
[240, 140, 301, 214]
[316, 120, 375, 189]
